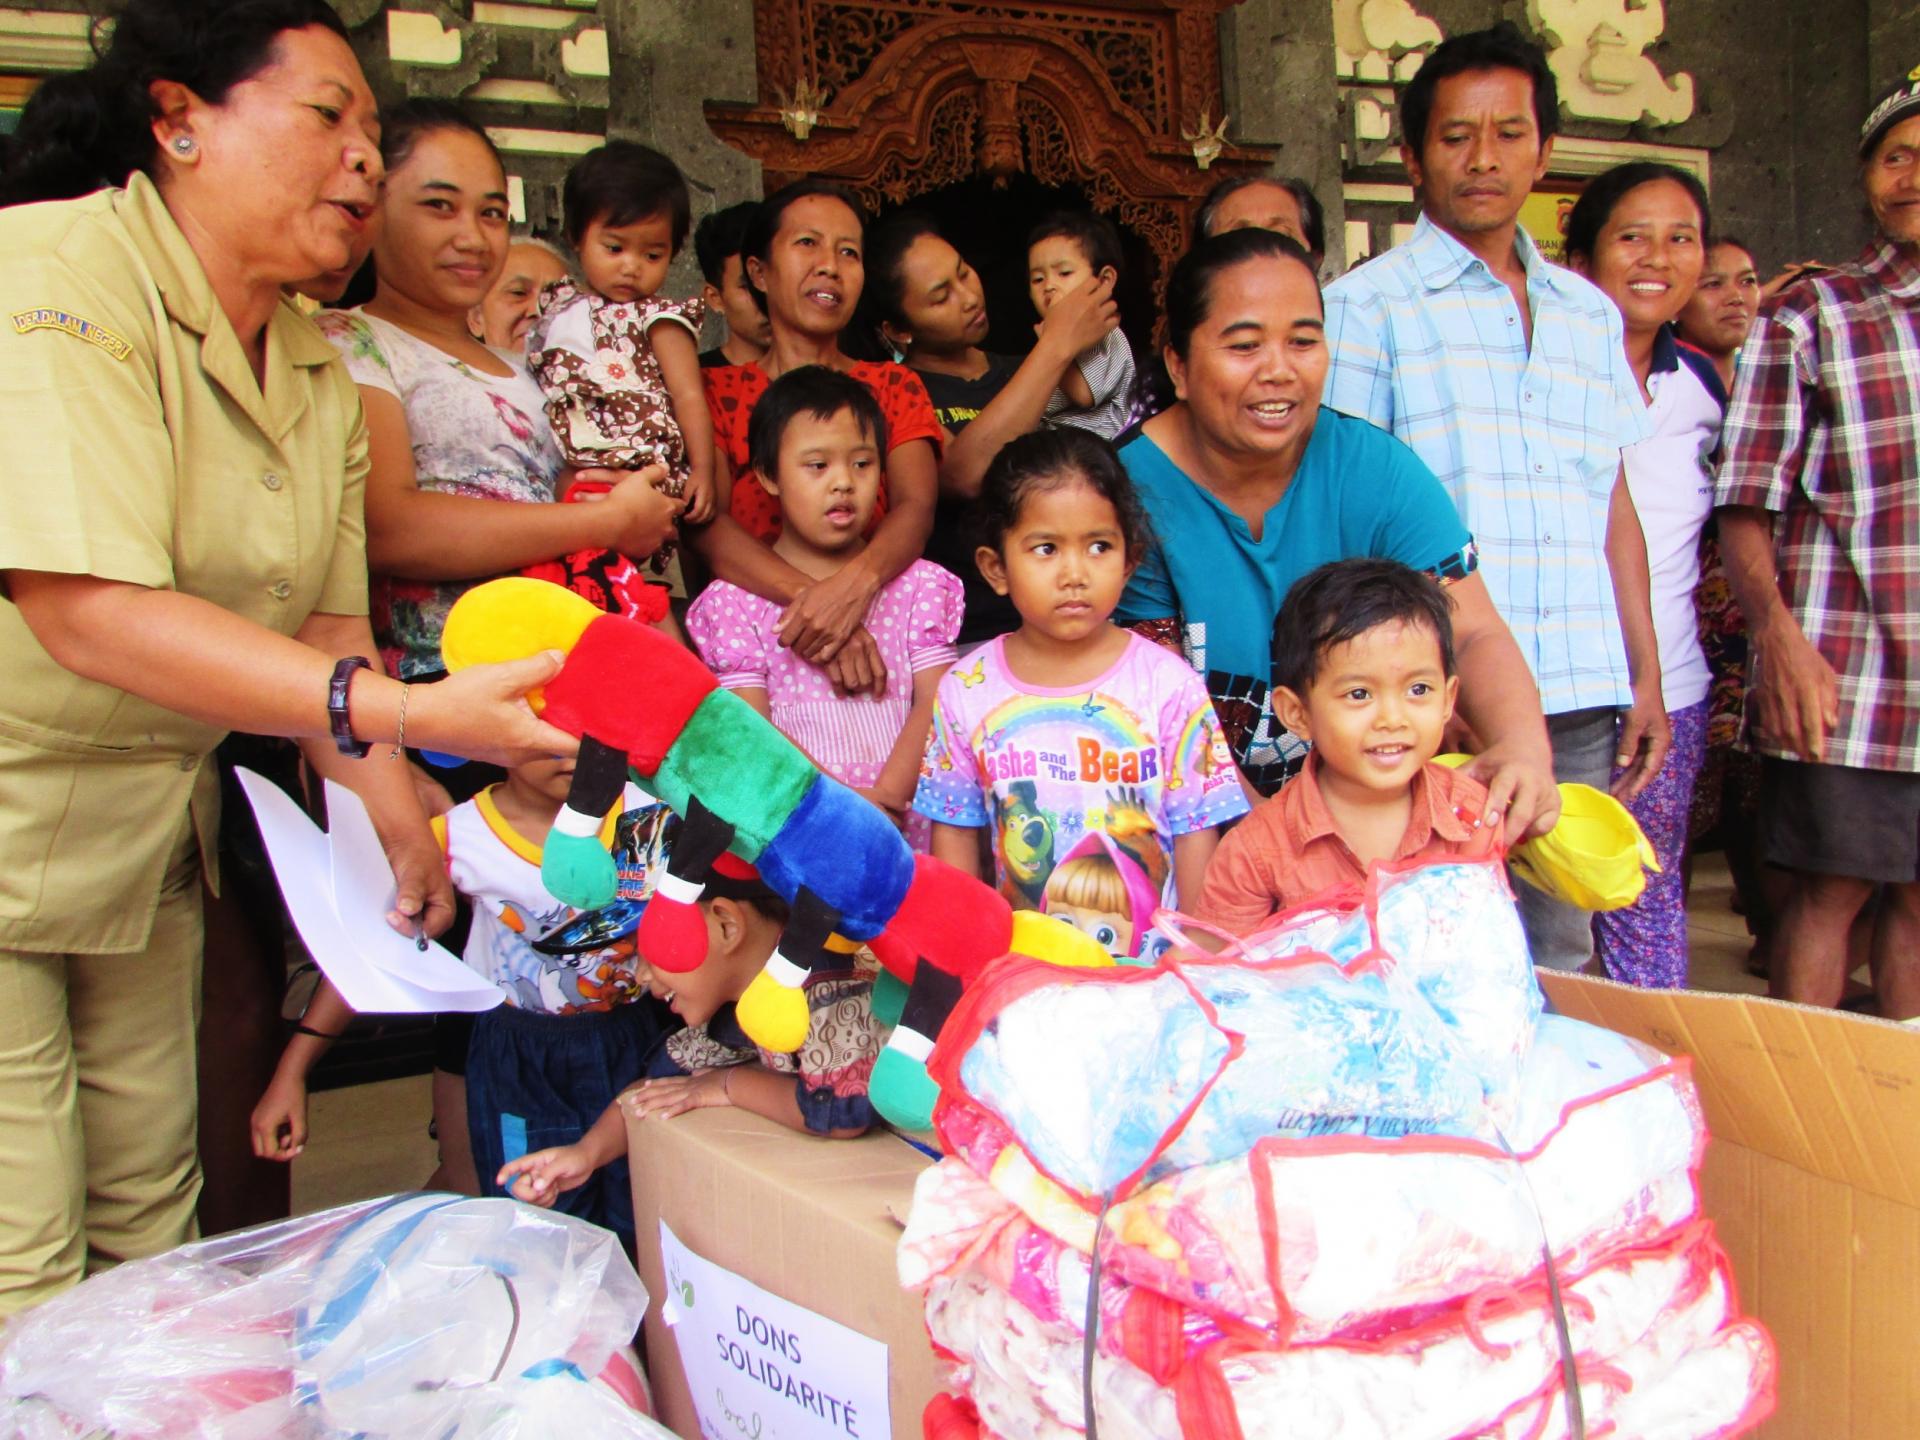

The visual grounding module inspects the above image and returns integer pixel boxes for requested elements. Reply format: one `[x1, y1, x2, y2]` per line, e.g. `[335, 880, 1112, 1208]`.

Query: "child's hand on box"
[620, 1067, 734, 1122]
[249, 1074, 309, 1161]
[498, 1143, 595, 1206]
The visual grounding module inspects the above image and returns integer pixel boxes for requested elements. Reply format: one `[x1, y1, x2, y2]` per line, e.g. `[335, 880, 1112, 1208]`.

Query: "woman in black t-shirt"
[861, 215, 1120, 646]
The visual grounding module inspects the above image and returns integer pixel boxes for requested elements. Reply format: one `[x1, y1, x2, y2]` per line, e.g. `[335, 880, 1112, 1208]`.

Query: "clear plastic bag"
[0, 1194, 669, 1440]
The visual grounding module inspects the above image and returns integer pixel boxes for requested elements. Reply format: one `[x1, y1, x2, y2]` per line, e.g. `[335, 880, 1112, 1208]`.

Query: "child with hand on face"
[250, 754, 674, 1238]
[498, 854, 884, 1208]
[527, 142, 718, 570]
[685, 367, 962, 846]
[1194, 559, 1498, 935]
[1026, 211, 1137, 440]
[912, 429, 1247, 959]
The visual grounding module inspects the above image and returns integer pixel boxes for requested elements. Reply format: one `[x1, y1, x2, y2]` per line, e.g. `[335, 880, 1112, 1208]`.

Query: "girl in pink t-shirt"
[687, 367, 961, 849]
[911, 428, 1247, 957]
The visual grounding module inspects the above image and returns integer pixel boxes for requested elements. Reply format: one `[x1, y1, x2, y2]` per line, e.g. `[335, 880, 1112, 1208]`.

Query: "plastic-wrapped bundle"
[939, 1013, 1704, 1344]
[909, 857, 1772, 1440]
[949, 954, 1488, 1198]
[1232, 859, 1544, 1121]
[901, 1161, 1226, 1388]
[918, 1227, 1773, 1440]
[0, 1195, 668, 1440]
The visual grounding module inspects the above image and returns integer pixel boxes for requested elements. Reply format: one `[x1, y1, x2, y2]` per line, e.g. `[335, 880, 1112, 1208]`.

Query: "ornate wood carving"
[706, 1, 1277, 300]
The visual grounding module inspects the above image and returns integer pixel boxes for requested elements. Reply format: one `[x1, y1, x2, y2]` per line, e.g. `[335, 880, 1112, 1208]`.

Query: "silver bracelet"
[390, 683, 411, 760]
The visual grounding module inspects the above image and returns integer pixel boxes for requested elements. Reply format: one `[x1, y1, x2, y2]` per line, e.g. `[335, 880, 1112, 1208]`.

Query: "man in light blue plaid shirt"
[1324, 24, 1669, 971]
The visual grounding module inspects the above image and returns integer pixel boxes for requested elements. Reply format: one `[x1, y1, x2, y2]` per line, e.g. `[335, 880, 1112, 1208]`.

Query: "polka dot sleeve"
[905, 560, 965, 674]
[684, 580, 776, 691]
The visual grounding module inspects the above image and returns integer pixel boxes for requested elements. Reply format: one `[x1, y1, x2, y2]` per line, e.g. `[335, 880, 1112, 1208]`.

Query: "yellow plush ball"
[1009, 910, 1114, 970]
[441, 577, 602, 679]
[736, 970, 812, 1054]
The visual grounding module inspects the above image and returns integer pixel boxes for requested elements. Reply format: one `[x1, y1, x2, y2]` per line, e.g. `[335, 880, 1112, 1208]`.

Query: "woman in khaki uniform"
[0, 0, 575, 1317]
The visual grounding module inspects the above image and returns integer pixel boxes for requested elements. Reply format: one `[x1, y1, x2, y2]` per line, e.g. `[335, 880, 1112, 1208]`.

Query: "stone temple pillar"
[1217, 0, 1349, 273]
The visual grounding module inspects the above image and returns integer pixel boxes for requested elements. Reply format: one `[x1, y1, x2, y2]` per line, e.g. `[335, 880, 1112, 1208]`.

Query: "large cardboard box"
[631, 981, 1918, 1440]
[1539, 972, 1918, 1440]
[627, 1108, 939, 1440]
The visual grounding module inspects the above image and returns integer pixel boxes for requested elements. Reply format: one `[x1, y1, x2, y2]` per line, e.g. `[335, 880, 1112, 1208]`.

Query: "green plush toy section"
[649, 688, 819, 858]
[870, 1048, 940, 1133]
[542, 831, 620, 910]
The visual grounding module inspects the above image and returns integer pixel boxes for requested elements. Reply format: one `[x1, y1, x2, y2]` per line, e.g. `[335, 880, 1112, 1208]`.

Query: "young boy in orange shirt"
[1196, 560, 1498, 934]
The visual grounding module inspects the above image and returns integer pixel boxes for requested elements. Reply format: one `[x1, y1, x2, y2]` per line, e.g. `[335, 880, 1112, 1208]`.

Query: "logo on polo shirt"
[11, 308, 132, 361]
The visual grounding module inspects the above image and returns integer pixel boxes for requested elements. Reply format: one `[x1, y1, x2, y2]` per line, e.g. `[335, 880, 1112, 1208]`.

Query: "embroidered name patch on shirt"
[11, 308, 132, 361]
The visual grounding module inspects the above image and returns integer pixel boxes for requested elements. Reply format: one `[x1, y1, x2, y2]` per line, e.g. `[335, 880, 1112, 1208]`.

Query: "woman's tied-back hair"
[973, 427, 1151, 561]
[738, 178, 869, 318]
[377, 97, 500, 176]
[1562, 161, 1712, 269]
[562, 141, 692, 254]
[1162, 227, 1320, 362]
[1, 0, 349, 206]
[856, 211, 944, 343]
[745, 365, 890, 481]
[1271, 559, 1458, 696]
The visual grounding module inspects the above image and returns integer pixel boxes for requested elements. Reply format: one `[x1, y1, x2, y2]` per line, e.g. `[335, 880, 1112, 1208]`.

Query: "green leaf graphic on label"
[678, 1279, 695, 1307]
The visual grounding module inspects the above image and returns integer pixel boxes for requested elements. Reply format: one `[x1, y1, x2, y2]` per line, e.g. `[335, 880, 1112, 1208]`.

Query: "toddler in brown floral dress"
[528, 142, 719, 572]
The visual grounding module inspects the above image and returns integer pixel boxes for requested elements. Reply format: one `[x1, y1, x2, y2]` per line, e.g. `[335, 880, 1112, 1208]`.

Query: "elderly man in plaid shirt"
[1713, 74, 1920, 1020]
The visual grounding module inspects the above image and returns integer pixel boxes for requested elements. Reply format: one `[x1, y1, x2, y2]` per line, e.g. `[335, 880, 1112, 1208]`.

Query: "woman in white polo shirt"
[1565, 162, 1725, 988]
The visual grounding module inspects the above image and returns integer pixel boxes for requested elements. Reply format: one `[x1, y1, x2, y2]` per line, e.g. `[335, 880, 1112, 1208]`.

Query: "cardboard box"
[631, 981, 1917, 1440]
[1539, 972, 1919, 1440]
[627, 1108, 939, 1440]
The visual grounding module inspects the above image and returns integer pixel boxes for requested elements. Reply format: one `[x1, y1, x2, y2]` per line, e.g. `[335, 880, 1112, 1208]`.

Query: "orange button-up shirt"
[1195, 757, 1493, 935]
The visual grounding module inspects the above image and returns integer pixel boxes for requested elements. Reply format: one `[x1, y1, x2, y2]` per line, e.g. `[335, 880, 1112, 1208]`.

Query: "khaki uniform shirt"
[0, 173, 370, 953]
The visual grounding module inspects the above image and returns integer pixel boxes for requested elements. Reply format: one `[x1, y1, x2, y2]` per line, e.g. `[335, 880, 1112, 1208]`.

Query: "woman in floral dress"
[318, 101, 682, 680]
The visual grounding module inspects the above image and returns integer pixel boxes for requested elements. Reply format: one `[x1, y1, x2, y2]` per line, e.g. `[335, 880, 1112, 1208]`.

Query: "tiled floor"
[291, 852, 1773, 1213]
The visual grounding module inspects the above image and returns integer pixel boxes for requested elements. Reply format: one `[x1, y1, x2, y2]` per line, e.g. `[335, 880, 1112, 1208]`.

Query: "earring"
[170, 134, 198, 160]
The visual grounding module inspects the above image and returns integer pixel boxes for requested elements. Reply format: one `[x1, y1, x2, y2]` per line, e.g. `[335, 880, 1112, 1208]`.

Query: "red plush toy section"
[870, 854, 1015, 989]
[538, 614, 715, 774]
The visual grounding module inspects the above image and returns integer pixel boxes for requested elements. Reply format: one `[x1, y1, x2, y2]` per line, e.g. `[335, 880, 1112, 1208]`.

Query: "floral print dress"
[318, 310, 564, 678]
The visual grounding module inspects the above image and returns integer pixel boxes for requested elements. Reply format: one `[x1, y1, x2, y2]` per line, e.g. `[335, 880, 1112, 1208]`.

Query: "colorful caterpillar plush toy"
[441, 578, 1112, 1128]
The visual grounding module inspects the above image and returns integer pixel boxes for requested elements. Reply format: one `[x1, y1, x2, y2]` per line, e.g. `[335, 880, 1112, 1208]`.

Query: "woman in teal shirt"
[1116, 229, 1556, 833]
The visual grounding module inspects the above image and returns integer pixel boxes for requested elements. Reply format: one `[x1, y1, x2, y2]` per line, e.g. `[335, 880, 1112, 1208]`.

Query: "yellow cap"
[1512, 782, 1661, 912]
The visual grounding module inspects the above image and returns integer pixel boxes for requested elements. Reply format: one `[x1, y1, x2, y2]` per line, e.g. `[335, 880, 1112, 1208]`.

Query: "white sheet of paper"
[321, 779, 503, 1011]
[235, 769, 501, 1014]
[659, 1219, 892, 1440]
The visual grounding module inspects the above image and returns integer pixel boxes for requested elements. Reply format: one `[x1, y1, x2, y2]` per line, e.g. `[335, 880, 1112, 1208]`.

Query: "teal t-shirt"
[1115, 406, 1475, 794]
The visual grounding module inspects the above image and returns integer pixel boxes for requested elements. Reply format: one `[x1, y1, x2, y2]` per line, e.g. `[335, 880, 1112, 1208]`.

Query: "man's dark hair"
[1272, 560, 1456, 695]
[692, 199, 763, 288]
[562, 140, 691, 253]
[1192, 175, 1328, 262]
[1399, 22, 1559, 155]
[745, 365, 888, 479]
[1027, 209, 1124, 279]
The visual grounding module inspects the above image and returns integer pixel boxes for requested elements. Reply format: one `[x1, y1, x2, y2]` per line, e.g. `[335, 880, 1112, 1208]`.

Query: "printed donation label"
[659, 1219, 892, 1440]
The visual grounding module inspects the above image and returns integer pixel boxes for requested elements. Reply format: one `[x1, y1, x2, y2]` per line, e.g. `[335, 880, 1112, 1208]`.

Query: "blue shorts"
[465, 997, 675, 1245]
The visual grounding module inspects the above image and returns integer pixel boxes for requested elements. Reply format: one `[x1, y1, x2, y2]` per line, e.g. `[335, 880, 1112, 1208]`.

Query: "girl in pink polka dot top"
[686, 367, 962, 850]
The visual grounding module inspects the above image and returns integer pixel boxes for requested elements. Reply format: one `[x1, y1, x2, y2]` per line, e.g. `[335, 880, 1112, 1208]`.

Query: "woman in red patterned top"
[694, 181, 940, 694]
